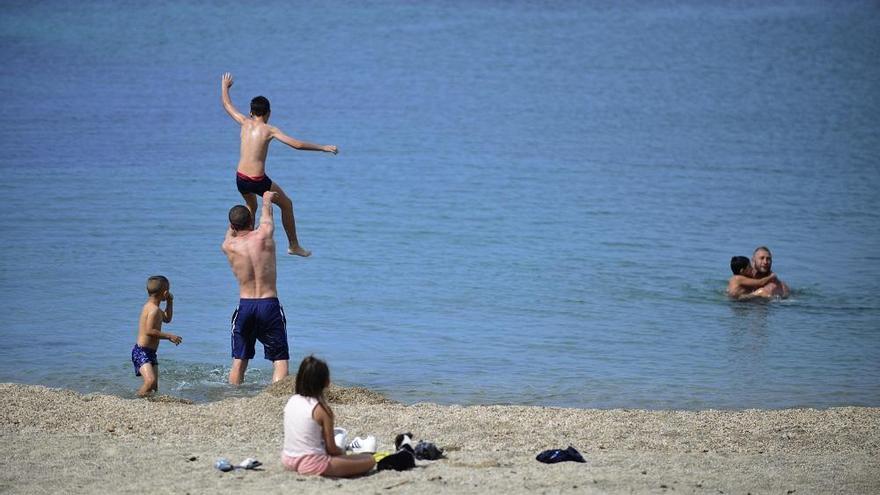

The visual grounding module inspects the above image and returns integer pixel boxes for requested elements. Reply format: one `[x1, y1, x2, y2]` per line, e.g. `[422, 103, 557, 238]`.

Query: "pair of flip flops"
[215, 457, 262, 472]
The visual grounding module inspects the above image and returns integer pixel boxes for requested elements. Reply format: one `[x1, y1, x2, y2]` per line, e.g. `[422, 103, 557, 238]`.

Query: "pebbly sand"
[1, 381, 878, 494]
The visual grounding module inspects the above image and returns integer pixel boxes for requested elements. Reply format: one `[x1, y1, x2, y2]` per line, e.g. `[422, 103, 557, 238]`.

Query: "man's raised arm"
[270, 127, 338, 154]
[258, 192, 276, 236]
[221, 72, 247, 125]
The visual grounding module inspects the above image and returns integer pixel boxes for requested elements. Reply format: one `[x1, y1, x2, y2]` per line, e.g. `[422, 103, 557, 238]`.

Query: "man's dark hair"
[250, 96, 270, 117]
[730, 256, 750, 275]
[228, 205, 252, 231]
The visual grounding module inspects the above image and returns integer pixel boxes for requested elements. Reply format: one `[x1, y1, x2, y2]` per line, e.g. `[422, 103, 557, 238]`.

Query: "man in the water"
[221, 72, 338, 257]
[222, 192, 289, 385]
[747, 246, 790, 298]
[726, 247, 791, 299]
[726, 255, 779, 299]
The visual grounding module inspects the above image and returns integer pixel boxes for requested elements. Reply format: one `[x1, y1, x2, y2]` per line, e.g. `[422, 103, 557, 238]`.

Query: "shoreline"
[2, 381, 878, 494]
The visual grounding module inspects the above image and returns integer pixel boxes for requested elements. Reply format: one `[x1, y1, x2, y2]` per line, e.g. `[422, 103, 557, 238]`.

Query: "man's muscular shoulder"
[221, 236, 234, 254]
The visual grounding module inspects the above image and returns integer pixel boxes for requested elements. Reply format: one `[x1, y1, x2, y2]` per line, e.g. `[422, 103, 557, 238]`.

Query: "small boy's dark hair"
[250, 96, 270, 117]
[228, 205, 251, 231]
[730, 256, 750, 275]
[146, 275, 169, 295]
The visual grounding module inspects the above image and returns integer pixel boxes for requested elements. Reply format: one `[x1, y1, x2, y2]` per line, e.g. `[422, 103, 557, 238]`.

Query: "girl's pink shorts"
[282, 452, 331, 476]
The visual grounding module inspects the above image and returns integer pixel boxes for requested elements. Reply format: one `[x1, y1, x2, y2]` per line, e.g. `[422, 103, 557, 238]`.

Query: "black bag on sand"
[414, 440, 444, 460]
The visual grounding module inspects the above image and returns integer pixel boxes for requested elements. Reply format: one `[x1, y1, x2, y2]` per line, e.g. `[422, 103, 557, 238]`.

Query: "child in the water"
[131, 275, 182, 396]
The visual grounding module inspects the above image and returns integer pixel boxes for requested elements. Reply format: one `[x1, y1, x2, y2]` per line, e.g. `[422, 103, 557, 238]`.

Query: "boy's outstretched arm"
[270, 127, 338, 154]
[221, 72, 247, 125]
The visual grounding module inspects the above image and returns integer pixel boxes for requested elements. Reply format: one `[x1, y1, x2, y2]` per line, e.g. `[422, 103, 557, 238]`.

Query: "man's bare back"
[222, 192, 278, 299]
[223, 193, 290, 385]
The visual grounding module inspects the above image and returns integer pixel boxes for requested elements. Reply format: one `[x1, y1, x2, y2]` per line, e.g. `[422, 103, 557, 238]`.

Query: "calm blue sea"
[1, 0, 878, 409]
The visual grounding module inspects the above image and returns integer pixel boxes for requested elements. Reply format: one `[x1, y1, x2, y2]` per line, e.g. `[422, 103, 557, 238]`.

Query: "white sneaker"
[334, 428, 348, 450]
[348, 435, 377, 454]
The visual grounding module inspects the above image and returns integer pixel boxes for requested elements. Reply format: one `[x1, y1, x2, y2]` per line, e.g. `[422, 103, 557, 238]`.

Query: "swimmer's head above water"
[752, 246, 773, 276]
[730, 256, 750, 275]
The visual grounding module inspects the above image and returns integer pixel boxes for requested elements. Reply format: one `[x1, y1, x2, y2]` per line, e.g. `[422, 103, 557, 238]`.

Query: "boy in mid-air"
[132, 275, 182, 397]
[221, 72, 338, 257]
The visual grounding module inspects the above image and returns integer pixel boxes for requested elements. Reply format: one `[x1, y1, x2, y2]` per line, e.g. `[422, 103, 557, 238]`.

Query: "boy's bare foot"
[288, 245, 312, 257]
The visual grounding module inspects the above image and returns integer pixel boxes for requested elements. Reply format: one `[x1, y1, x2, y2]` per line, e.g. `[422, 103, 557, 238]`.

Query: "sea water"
[0, 0, 878, 409]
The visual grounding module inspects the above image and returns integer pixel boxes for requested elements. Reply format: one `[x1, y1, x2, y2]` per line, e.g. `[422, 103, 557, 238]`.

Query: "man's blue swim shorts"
[230, 297, 290, 361]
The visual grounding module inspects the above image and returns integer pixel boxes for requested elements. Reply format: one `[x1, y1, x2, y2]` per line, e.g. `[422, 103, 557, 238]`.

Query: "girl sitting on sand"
[282, 355, 375, 477]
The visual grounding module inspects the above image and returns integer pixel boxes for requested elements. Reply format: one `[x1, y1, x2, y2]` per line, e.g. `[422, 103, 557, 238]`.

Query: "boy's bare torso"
[223, 228, 278, 299]
[137, 303, 163, 349]
[237, 120, 275, 178]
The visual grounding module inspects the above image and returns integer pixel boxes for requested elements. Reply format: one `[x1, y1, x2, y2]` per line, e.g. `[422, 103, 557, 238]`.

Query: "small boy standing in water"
[132, 275, 182, 397]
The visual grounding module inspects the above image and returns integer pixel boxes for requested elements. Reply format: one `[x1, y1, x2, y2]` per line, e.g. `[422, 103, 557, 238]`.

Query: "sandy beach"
[1, 381, 878, 494]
